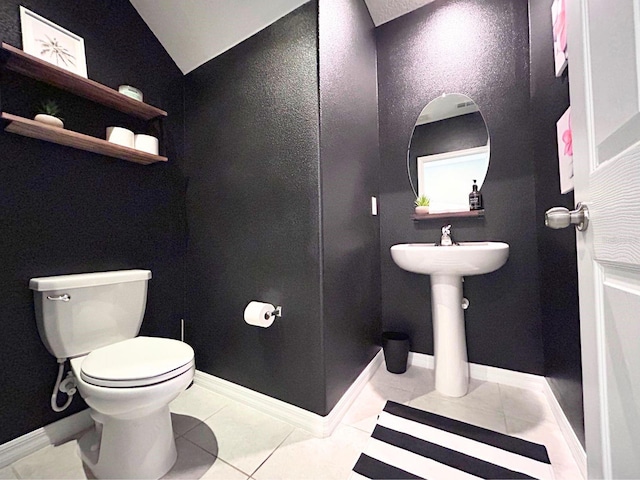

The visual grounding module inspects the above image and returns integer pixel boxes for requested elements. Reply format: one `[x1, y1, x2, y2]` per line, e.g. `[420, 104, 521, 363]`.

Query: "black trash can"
[382, 332, 410, 374]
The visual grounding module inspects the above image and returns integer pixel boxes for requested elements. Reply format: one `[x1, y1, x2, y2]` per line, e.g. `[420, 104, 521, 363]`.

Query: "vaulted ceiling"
[129, 0, 434, 74]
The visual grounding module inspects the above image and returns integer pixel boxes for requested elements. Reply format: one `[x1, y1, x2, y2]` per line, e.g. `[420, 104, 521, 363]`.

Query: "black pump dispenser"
[469, 179, 483, 210]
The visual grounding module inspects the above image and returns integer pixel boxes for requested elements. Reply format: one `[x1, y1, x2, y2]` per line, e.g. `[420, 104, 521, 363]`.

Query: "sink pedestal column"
[431, 274, 469, 397]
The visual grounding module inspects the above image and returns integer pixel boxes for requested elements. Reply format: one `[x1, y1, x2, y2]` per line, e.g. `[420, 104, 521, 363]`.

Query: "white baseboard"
[195, 349, 384, 438]
[0, 409, 92, 469]
[542, 380, 587, 479]
[407, 351, 435, 369]
[408, 352, 546, 391]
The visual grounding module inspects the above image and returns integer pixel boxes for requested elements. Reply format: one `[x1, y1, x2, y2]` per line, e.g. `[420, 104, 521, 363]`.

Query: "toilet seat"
[79, 336, 194, 388]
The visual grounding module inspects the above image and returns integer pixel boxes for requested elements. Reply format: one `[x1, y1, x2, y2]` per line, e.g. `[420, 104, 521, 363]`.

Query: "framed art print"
[552, 0, 568, 76]
[557, 107, 574, 194]
[20, 6, 87, 77]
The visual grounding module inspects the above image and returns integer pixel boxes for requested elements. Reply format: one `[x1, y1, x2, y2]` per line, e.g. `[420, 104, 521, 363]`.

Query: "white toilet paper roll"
[106, 126, 134, 148]
[244, 301, 275, 328]
[134, 134, 159, 155]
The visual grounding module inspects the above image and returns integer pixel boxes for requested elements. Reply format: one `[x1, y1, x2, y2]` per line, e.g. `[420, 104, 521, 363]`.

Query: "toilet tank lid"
[29, 269, 151, 291]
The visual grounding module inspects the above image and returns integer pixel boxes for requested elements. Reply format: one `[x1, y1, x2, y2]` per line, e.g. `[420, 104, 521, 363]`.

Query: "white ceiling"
[129, 0, 309, 74]
[130, 0, 435, 74]
[364, 0, 435, 26]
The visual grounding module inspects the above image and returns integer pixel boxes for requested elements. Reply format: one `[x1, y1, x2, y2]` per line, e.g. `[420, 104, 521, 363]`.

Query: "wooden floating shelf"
[2, 113, 167, 165]
[1, 43, 167, 121]
[412, 209, 485, 221]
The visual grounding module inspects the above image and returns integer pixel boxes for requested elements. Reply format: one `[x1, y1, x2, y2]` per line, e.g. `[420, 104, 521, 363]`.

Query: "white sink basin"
[390, 242, 509, 276]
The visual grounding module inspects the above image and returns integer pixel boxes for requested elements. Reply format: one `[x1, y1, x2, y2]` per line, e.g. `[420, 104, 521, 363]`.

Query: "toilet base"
[79, 405, 177, 479]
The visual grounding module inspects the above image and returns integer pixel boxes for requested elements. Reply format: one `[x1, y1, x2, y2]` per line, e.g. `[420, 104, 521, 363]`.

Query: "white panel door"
[566, 0, 640, 478]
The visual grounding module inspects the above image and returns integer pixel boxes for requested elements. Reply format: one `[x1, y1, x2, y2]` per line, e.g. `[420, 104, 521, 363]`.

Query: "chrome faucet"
[439, 224, 456, 246]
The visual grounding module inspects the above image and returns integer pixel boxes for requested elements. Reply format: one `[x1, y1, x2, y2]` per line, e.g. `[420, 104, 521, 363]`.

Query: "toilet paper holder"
[265, 306, 282, 320]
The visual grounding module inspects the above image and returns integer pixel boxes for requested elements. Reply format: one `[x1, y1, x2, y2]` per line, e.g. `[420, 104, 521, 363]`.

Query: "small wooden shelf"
[1, 43, 167, 121]
[2, 112, 167, 164]
[412, 209, 485, 221]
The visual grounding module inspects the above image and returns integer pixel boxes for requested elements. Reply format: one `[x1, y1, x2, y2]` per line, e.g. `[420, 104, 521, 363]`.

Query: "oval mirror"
[408, 93, 490, 213]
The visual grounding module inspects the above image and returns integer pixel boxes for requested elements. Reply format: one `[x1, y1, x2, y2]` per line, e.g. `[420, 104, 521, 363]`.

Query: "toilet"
[29, 269, 195, 479]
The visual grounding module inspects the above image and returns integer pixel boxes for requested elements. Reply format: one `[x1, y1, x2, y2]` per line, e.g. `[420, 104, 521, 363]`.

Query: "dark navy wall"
[0, 0, 184, 444]
[377, 0, 544, 374]
[318, 0, 381, 412]
[183, 2, 326, 414]
[529, 0, 584, 445]
[411, 112, 488, 155]
[184, 0, 380, 416]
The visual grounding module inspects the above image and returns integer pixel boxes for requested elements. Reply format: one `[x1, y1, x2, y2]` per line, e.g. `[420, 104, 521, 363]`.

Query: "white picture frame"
[556, 107, 574, 194]
[19, 6, 87, 78]
[551, 0, 568, 77]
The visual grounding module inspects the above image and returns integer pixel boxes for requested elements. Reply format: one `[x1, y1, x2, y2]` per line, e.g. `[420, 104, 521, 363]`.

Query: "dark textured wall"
[377, 0, 544, 374]
[409, 112, 489, 191]
[318, 0, 381, 412]
[184, 0, 381, 416]
[0, 0, 184, 444]
[183, 3, 327, 414]
[529, 0, 584, 445]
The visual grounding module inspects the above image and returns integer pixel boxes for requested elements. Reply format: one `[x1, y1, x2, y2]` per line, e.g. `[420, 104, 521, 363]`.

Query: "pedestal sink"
[390, 242, 509, 397]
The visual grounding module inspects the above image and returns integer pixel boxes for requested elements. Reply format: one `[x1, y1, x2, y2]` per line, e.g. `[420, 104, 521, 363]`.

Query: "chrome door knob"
[545, 202, 589, 231]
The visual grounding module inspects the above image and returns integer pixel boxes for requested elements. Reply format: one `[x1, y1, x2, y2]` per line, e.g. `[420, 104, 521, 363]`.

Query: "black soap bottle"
[469, 179, 483, 210]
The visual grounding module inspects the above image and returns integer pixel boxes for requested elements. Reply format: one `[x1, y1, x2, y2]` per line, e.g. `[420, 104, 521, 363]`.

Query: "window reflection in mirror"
[408, 94, 490, 213]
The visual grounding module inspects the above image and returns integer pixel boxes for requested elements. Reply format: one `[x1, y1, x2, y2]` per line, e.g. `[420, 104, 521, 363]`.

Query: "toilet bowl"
[70, 337, 194, 479]
[29, 270, 195, 479]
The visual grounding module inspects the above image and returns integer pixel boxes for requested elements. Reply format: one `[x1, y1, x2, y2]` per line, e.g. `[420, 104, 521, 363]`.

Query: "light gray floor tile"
[340, 382, 414, 433]
[500, 383, 556, 424]
[553, 460, 585, 480]
[444, 378, 503, 413]
[410, 377, 504, 416]
[0, 466, 18, 479]
[11, 440, 86, 479]
[163, 437, 247, 480]
[171, 413, 203, 438]
[369, 364, 435, 394]
[409, 392, 508, 433]
[506, 416, 584, 479]
[253, 425, 369, 480]
[170, 384, 230, 436]
[408, 367, 438, 398]
[184, 403, 294, 476]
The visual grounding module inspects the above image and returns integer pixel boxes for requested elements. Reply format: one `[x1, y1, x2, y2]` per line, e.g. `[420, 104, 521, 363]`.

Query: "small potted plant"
[414, 195, 430, 215]
[34, 100, 64, 128]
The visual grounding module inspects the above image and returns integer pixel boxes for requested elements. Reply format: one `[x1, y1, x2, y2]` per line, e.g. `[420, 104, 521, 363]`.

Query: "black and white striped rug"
[351, 401, 553, 480]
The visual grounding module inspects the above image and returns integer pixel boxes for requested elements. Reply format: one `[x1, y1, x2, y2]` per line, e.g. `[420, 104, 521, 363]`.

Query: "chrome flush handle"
[47, 294, 71, 302]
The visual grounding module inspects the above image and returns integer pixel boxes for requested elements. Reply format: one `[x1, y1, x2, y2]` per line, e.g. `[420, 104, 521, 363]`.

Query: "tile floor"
[1, 363, 584, 479]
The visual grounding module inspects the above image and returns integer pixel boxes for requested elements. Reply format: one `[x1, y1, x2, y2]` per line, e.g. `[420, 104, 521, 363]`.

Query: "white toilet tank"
[30, 270, 151, 359]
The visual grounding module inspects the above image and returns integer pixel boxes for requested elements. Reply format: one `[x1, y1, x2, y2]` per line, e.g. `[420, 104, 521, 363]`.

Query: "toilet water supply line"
[51, 358, 77, 412]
